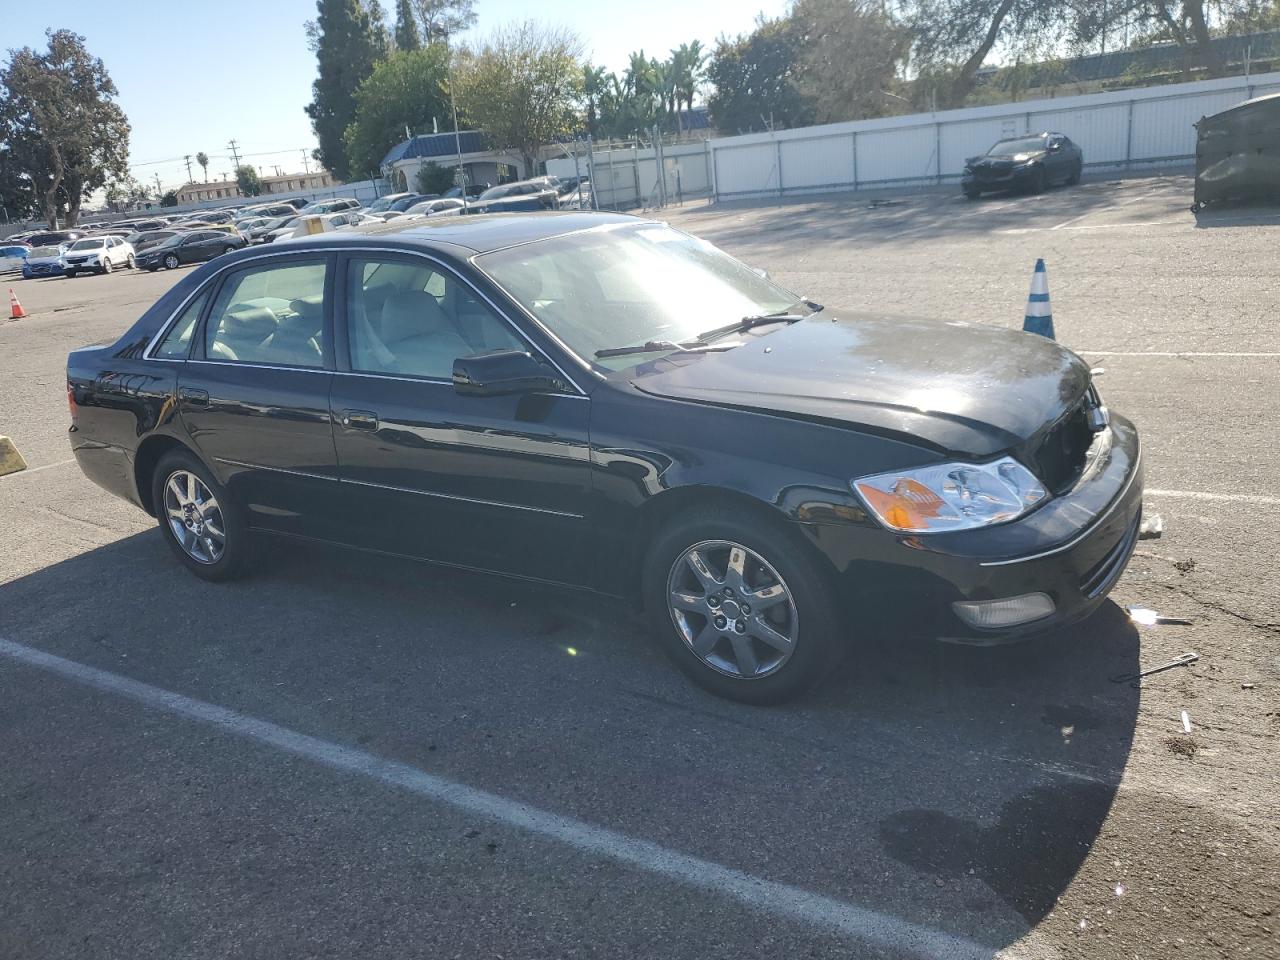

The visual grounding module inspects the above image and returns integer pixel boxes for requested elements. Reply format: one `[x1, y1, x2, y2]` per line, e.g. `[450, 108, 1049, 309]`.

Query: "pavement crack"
[1148, 581, 1280, 635]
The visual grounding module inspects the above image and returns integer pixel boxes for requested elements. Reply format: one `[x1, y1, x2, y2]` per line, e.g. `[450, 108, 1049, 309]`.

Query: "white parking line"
[0, 457, 76, 480]
[1049, 210, 1094, 230]
[1001, 218, 1187, 234]
[0, 637, 1001, 960]
[1147, 489, 1280, 507]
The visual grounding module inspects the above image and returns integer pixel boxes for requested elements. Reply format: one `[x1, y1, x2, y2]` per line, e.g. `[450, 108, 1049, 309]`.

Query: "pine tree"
[394, 0, 421, 50]
[304, 0, 389, 180]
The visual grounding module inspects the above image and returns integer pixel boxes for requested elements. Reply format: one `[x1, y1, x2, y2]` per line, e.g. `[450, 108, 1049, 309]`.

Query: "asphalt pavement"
[1, 175, 1277, 960]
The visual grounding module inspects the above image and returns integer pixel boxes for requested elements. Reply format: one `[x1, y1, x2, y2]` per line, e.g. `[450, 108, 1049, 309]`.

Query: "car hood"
[628, 310, 1092, 457]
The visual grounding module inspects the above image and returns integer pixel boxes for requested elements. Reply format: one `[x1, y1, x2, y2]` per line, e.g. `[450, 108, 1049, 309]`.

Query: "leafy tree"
[236, 164, 262, 196]
[0, 146, 37, 222]
[582, 64, 607, 137]
[707, 16, 814, 134]
[160, 189, 179, 207]
[451, 22, 584, 176]
[305, 0, 390, 180]
[104, 176, 151, 213]
[793, 0, 910, 122]
[415, 160, 456, 193]
[344, 45, 452, 178]
[411, 0, 477, 44]
[0, 29, 130, 227]
[394, 0, 421, 50]
[195, 150, 209, 182]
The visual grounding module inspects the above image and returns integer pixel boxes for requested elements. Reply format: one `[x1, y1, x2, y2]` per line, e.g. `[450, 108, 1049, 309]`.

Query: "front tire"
[963, 187, 981, 200]
[1029, 165, 1048, 194]
[163, 254, 179, 270]
[642, 506, 844, 704]
[101, 258, 112, 274]
[151, 450, 250, 582]
[126, 253, 136, 268]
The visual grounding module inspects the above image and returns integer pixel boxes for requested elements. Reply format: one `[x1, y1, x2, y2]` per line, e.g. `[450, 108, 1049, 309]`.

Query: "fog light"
[952, 593, 1055, 629]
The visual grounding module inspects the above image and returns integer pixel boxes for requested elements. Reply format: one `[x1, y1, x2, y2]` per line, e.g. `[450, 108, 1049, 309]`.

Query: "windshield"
[987, 136, 1047, 157]
[155, 234, 184, 248]
[479, 184, 514, 200]
[69, 239, 106, 251]
[29, 246, 62, 258]
[476, 224, 799, 371]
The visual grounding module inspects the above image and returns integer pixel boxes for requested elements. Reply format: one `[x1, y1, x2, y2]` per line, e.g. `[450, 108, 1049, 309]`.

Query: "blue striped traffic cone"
[1023, 259, 1055, 339]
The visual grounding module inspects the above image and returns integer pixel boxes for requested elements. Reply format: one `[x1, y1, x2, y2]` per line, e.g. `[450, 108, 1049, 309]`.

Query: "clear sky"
[6, 0, 789, 193]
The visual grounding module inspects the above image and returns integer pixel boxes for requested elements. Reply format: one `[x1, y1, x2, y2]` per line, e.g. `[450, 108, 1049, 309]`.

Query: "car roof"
[283, 211, 645, 255]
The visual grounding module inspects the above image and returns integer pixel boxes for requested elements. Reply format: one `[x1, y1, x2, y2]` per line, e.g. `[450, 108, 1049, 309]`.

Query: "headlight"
[852, 456, 1047, 534]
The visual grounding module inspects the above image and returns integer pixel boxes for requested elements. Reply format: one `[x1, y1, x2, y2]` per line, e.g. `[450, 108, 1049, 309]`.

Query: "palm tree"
[670, 40, 708, 132]
[582, 64, 607, 138]
[650, 58, 677, 131]
[195, 151, 209, 184]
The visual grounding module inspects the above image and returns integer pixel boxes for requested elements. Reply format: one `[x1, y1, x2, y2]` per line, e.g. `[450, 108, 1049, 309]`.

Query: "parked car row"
[4, 177, 599, 279]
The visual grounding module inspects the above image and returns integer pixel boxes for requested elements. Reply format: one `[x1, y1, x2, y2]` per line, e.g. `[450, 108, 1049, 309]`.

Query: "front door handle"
[178, 387, 209, 407]
[340, 409, 378, 431]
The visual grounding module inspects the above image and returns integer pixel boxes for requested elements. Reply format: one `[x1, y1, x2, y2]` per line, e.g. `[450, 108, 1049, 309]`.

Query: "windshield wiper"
[594, 340, 740, 360]
[694, 301, 823, 343]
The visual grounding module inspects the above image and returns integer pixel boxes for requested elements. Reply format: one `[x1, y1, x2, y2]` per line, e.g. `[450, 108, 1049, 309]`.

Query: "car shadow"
[1, 529, 1140, 953]
[1191, 197, 1280, 228]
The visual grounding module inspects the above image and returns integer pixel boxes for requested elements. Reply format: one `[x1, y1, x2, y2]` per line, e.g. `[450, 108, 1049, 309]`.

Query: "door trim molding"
[214, 457, 586, 520]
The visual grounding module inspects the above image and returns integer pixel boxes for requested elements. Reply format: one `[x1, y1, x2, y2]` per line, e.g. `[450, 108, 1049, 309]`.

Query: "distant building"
[381, 130, 524, 192]
[175, 180, 239, 204]
[175, 170, 340, 205]
[258, 170, 339, 195]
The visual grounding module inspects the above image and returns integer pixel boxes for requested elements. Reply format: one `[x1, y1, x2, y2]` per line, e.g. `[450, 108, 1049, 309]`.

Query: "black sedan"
[66, 213, 1141, 704]
[962, 132, 1083, 198]
[136, 230, 246, 271]
[466, 179, 560, 213]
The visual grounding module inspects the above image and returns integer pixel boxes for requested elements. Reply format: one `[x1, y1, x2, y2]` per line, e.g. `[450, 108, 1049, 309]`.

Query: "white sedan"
[402, 197, 466, 217]
[62, 236, 136, 277]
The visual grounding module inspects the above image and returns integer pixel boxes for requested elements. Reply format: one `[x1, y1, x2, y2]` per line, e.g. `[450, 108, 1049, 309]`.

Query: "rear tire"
[963, 187, 981, 200]
[223, 245, 236, 256]
[642, 505, 844, 705]
[151, 449, 250, 582]
[126, 253, 136, 268]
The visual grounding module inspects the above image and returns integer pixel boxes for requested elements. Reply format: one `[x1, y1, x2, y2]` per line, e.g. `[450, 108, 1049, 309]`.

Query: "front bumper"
[25, 262, 65, 278]
[962, 165, 1035, 193]
[814, 414, 1143, 644]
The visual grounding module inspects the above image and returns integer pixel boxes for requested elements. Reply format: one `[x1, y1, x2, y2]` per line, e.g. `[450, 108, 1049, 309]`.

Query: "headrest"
[381, 291, 449, 345]
[290, 295, 323, 321]
[220, 305, 278, 340]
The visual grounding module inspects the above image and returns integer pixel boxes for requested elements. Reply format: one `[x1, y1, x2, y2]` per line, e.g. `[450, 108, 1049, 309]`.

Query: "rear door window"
[203, 259, 329, 368]
[154, 291, 211, 360]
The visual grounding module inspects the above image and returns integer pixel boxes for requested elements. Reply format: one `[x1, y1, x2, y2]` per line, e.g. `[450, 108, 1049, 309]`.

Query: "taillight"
[67, 382, 77, 420]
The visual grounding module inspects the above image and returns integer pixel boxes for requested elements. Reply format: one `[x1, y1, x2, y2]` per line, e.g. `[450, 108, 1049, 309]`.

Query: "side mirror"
[453, 349, 566, 397]
[1047, 141, 1062, 152]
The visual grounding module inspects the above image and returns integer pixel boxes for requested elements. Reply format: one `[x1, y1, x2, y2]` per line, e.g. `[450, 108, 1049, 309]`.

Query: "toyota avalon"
[66, 213, 1141, 703]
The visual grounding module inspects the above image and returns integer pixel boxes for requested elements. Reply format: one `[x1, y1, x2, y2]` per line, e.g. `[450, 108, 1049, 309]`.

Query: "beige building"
[174, 180, 240, 204]
[174, 170, 340, 205]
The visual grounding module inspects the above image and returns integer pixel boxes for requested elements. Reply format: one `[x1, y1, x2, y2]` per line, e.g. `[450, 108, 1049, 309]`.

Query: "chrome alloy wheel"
[666, 539, 799, 679]
[163, 470, 226, 564]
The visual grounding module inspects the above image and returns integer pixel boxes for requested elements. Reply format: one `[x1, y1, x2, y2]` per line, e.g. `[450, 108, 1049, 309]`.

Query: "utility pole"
[301, 150, 311, 175]
[154, 173, 163, 199]
[184, 155, 194, 183]
[227, 139, 242, 196]
[450, 80, 467, 211]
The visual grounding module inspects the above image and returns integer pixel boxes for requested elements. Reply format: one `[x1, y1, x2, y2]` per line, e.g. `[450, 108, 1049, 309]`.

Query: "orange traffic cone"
[9, 288, 27, 320]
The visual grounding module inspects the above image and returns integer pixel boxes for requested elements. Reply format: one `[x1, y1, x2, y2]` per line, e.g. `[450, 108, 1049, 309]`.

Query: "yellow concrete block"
[0, 436, 28, 476]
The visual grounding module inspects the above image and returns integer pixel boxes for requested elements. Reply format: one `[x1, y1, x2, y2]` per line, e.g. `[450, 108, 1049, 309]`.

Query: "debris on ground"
[1181, 710, 1193, 733]
[1242, 682, 1257, 690]
[1163, 735, 1198, 758]
[1111, 651, 1200, 687]
[1138, 513, 1164, 539]
[1173, 557, 1198, 575]
[1127, 605, 1194, 626]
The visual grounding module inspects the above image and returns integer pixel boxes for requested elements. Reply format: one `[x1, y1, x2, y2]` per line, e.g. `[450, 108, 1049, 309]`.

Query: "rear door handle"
[178, 387, 209, 407]
[340, 409, 378, 431]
